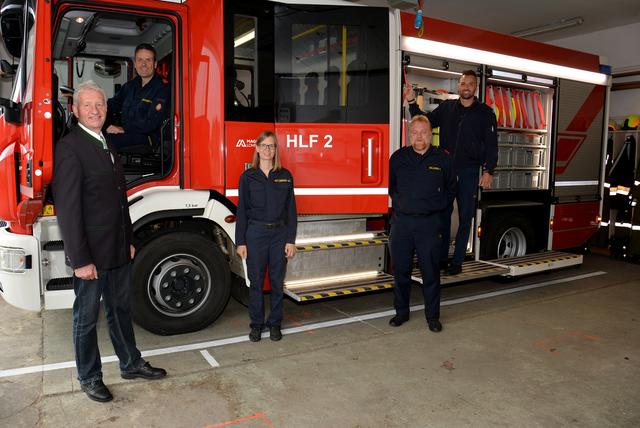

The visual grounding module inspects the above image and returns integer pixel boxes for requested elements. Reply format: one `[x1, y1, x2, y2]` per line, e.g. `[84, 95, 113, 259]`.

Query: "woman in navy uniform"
[235, 131, 297, 342]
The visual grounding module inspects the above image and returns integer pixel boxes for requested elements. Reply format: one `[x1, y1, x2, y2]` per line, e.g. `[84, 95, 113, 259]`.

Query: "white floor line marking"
[199, 350, 220, 368]
[0, 270, 606, 379]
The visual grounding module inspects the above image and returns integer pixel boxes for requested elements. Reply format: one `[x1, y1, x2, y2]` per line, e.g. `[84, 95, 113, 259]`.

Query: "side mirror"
[0, 0, 28, 58]
[0, 97, 22, 124]
[0, 59, 17, 77]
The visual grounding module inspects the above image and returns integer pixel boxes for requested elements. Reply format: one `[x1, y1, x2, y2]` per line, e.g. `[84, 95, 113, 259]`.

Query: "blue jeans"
[389, 213, 442, 320]
[245, 224, 288, 328]
[441, 167, 479, 266]
[72, 263, 143, 384]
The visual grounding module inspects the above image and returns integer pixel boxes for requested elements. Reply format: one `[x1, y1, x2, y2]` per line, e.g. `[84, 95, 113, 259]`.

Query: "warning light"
[42, 205, 55, 216]
[549, 218, 554, 230]
[477, 225, 482, 237]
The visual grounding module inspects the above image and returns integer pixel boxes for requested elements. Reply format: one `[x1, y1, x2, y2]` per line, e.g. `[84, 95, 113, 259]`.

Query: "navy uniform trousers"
[390, 212, 442, 321]
[73, 263, 143, 384]
[441, 166, 478, 265]
[245, 222, 288, 328]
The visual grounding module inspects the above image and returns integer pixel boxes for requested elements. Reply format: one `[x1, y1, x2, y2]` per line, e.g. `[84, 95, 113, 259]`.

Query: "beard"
[459, 91, 474, 100]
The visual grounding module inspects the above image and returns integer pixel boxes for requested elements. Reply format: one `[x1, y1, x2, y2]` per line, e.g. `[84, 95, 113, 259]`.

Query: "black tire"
[481, 212, 534, 260]
[131, 232, 230, 335]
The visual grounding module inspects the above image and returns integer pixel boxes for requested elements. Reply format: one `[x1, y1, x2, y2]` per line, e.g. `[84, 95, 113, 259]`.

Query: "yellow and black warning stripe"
[297, 238, 388, 251]
[454, 267, 506, 278]
[299, 283, 393, 301]
[515, 254, 579, 267]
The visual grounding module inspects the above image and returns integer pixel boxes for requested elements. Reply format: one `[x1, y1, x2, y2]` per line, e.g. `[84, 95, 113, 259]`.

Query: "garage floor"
[1, 253, 639, 427]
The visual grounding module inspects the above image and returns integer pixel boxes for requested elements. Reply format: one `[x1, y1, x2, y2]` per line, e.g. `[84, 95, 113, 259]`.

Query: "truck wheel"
[131, 232, 230, 335]
[481, 213, 533, 260]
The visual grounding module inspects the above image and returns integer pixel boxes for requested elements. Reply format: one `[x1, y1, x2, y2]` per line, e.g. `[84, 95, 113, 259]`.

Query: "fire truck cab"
[0, 0, 610, 335]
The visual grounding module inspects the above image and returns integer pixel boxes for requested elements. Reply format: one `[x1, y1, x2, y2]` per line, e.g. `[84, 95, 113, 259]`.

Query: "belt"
[396, 211, 438, 217]
[249, 219, 285, 229]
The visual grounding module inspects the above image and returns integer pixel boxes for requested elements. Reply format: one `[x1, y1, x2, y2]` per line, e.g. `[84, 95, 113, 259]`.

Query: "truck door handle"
[361, 131, 380, 184]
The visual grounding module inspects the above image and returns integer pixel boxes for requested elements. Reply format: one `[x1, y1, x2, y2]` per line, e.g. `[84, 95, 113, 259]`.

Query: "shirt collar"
[457, 96, 478, 109]
[78, 122, 105, 143]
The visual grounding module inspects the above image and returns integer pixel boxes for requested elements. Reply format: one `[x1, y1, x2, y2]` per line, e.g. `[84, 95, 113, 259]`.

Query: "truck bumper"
[0, 226, 41, 311]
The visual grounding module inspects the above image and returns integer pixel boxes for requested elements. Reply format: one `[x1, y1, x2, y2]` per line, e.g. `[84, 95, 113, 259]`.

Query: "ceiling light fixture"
[407, 65, 462, 76]
[401, 37, 608, 86]
[511, 16, 584, 38]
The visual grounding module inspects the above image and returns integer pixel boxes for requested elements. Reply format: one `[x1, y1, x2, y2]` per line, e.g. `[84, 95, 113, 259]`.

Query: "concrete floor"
[0, 253, 639, 427]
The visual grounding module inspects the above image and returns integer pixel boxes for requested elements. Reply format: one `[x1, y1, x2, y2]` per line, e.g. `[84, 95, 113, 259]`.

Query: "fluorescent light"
[285, 271, 379, 289]
[528, 76, 555, 85]
[407, 65, 461, 76]
[511, 17, 584, 38]
[234, 30, 255, 48]
[492, 70, 523, 80]
[296, 232, 375, 245]
[401, 36, 609, 86]
[488, 77, 551, 89]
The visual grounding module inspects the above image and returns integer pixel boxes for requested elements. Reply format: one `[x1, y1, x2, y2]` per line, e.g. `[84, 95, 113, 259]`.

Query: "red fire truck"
[0, 0, 610, 334]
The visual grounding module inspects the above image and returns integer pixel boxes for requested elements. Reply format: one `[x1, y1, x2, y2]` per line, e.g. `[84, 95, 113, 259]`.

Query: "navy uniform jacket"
[107, 74, 170, 142]
[52, 127, 132, 270]
[389, 145, 456, 216]
[410, 98, 498, 172]
[235, 167, 298, 245]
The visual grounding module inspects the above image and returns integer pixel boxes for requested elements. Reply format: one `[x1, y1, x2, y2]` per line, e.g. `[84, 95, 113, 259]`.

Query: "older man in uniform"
[106, 43, 169, 151]
[388, 115, 456, 332]
[52, 81, 166, 403]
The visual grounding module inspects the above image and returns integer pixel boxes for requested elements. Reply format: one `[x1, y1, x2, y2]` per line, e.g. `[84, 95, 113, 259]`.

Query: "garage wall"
[548, 22, 640, 122]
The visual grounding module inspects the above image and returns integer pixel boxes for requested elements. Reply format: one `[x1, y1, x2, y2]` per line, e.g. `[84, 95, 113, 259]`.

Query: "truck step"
[295, 233, 387, 253]
[411, 251, 582, 285]
[284, 272, 394, 302]
[46, 277, 73, 291]
[491, 251, 582, 276]
[43, 240, 64, 251]
[412, 260, 509, 285]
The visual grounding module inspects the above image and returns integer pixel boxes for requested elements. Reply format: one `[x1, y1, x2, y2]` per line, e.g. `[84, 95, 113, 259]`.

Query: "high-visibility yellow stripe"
[297, 283, 393, 301]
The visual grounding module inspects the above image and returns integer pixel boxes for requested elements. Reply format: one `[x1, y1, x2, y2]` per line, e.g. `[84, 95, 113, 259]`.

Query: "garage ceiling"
[353, 0, 640, 42]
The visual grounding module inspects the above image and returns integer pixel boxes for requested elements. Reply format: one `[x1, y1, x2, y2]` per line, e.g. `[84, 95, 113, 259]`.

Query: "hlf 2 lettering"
[286, 134, 333, 149]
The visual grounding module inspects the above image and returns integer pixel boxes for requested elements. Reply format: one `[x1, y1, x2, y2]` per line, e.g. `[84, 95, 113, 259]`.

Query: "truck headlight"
[0, 246, 32, 273]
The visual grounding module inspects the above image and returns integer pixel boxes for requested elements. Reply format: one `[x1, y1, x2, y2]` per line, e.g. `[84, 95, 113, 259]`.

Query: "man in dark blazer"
[52, 80, 166, 403]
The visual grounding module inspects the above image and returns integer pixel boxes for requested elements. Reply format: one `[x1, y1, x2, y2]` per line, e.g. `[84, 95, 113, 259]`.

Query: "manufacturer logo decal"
[236, 138, 257, 148]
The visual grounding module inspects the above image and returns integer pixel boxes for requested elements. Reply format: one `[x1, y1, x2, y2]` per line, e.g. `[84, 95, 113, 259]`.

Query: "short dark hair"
[135, 43, 157, 61]
[460, 69, 478, 80]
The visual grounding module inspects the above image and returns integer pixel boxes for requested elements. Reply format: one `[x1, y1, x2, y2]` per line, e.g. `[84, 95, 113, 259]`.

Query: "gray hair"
[73, 80, 107, 106]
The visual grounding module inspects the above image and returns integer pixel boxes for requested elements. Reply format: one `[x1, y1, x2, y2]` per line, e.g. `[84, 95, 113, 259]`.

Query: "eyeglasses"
[257, 144, 277, 151]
